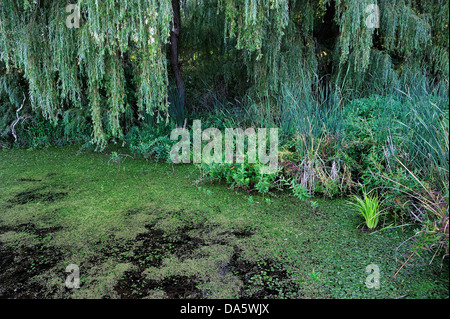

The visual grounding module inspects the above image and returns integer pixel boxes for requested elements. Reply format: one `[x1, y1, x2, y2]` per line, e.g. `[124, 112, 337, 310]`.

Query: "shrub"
[125, 125, 176, 163]
[198, 152, 277, 192]
[340, 95, 406, 183]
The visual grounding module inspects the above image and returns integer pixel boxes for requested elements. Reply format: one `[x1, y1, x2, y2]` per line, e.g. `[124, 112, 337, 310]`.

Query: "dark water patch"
[115, 271, 203, 299]
[161, 275, 203, 298]
[168, 225, 207, 260]
[0, 222, 63, 238]
[109, 222, 210, 299]
[0, 222, 64, 298]
[132, 225, 168, 268]
[232, 228, 254, 238]
[0, 225, 15, 234]
[95, 221, 207, 269]
[225, 247, 302, 299]
[213, 227, 255, 245]
[100, 216, 280, 299]
[129, 223, 206, 267]
[0, 241, 63, 298]
[18, 178, 42, 182]
[8, 190, 68, 206]
[124, 208, 144, 216]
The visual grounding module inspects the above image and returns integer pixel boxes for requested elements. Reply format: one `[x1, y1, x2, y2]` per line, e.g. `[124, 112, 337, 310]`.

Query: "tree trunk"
[170, 0, 185, 114]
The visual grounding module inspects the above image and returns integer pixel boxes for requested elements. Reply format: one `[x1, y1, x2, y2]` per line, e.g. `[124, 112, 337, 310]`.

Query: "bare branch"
[10, 93, 28, 143]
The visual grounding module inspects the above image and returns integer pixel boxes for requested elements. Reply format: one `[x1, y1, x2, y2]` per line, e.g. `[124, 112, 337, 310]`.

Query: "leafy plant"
[347, 188, 383, 230]
[310, 200, 319, 214]
[256, 176, 271, 198]
[125, 125, 175, 163]
[309, 269, 321, 282]
[289, 179, 311, 201]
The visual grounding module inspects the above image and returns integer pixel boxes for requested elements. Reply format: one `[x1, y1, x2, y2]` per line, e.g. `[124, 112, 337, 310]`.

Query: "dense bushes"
[0, 111, 91, 149]
[197, 88, 449, 259]
[125, 124, 176, 163]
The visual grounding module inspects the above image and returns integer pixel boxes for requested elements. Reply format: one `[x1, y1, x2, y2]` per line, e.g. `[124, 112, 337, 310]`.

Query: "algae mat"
[0, 146, 448, 299]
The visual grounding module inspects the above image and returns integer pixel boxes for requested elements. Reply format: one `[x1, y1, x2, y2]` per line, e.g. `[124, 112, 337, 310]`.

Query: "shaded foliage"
[0, 0, 447, 147]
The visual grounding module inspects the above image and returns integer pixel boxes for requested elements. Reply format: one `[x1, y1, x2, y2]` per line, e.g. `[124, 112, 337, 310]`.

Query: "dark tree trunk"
[170, 0, 185, 114]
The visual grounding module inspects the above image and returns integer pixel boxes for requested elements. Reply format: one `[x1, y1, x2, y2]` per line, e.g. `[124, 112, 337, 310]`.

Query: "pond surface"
[0, 145, 448, 299]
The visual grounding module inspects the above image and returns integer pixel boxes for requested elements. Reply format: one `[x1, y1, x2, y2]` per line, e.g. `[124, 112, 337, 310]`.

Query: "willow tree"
[0, 0, 448, 147]
[1, 0, 173, 148]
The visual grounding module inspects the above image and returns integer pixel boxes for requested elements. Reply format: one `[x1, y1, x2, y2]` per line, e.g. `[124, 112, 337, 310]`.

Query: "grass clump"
[347, 188, 383, 230]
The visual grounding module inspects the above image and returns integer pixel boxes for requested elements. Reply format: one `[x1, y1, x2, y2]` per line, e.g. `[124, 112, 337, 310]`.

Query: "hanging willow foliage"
[331, 0, 448, 94]
[215, 0, 448, 100]
[0, 0, 173, 148]
[0, 0, 448, 146]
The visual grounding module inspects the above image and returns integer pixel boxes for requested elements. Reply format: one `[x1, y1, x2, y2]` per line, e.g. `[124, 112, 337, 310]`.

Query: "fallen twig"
[107, 153, 134, 165]
[393, 251, 415, 279]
